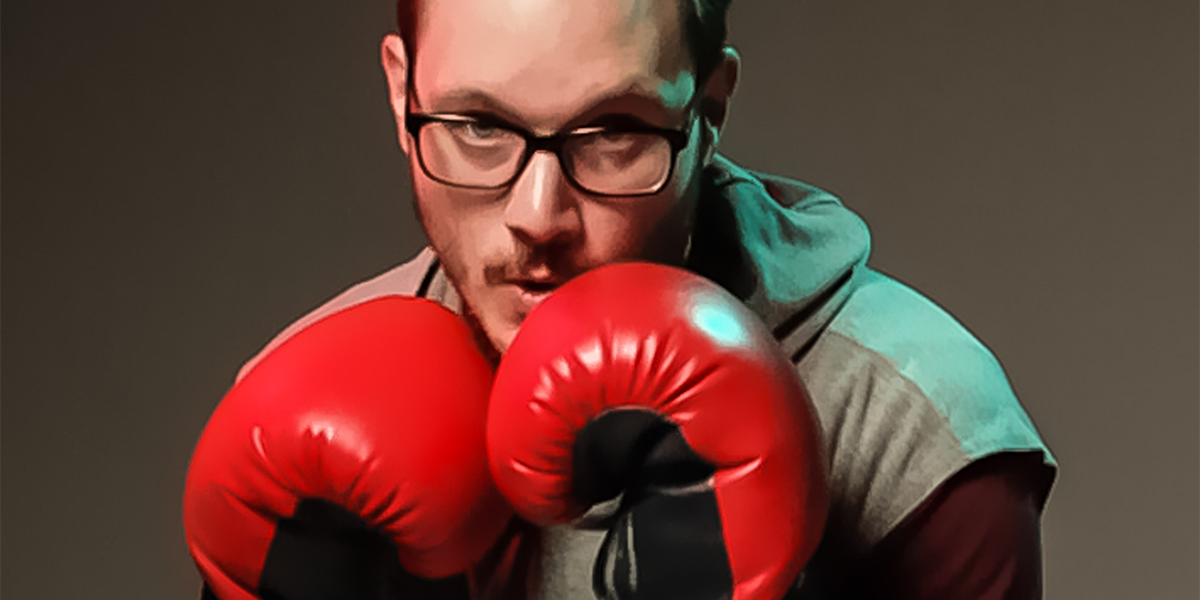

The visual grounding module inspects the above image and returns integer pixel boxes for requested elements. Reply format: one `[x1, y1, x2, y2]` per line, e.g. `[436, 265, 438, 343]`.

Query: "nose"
[503, 151, 582, 247]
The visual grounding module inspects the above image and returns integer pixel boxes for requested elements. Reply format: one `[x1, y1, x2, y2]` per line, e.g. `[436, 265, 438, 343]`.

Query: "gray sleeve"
[787, 270, 1055, 596]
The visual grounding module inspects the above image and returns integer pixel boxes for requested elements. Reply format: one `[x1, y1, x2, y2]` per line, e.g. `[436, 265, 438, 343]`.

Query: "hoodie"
[236, 155, 1056, 599]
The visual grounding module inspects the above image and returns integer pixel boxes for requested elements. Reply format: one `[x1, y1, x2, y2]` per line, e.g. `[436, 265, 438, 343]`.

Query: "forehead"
[411, 0, 694, 127]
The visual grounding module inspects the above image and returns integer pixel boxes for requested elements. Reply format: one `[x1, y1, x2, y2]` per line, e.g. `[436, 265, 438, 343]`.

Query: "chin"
[479, 296, 522, 351]
[455, 299, 509, 364]
[485, 318, 519, 357]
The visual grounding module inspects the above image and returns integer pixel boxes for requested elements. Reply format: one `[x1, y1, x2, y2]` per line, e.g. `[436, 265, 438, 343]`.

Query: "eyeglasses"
[404, 112, 694, 197]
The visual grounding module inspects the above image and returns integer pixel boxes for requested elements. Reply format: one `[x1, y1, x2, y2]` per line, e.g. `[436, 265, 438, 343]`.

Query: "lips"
[512, 279, 563, 313]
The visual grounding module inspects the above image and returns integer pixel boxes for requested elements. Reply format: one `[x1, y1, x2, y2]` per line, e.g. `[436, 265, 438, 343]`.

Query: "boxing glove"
[184, 297, 512, 600]
[487, 263, 828, 600]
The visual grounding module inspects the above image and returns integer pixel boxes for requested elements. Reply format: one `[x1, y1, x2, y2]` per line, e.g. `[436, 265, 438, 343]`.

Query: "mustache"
[482, 246, 586, 285]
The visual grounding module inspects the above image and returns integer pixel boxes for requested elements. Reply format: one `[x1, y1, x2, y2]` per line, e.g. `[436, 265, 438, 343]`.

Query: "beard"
[459, 301, 504, 368]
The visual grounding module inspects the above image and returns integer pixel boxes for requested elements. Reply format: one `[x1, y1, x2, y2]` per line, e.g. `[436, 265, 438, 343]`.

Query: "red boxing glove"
[488, 263, 828, 600]
[184, 297, 512, 600]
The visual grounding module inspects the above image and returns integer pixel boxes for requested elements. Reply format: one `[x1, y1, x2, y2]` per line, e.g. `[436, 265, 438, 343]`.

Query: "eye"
[593, 131, 639, 149]
[447, 121, 505, 142]
[579, 130, 653, 157]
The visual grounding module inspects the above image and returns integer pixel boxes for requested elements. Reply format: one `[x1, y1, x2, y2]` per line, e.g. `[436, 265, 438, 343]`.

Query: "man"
[204, 0, 1056, 597]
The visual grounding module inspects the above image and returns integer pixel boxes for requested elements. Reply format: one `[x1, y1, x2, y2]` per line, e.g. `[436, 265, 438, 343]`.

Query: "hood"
[687, 155, 872, 360]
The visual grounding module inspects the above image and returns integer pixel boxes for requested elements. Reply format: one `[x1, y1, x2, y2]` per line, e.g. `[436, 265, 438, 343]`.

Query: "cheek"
[412, 180, 507, 286]
[580, 147, 701, 263]
[579, 196, 686, 260]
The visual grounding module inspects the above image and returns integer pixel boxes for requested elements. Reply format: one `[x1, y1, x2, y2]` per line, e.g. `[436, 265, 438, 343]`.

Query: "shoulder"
[233, 248, 441, 383]
[824, 269, 1050, 461]
[796, 268, 1055, 553]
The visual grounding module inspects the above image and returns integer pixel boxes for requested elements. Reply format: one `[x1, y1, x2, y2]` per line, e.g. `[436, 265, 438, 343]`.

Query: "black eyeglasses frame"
[403, 112, 695, 197]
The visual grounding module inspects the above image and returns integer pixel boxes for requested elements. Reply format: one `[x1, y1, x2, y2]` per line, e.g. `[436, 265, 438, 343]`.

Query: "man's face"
[386, 0, 719, 356]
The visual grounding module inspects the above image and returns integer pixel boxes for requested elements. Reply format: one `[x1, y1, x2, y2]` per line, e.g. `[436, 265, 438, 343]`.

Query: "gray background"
[3, 1, 1197, 598]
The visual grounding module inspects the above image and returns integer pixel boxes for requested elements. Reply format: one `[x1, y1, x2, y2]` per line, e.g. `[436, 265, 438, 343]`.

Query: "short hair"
[396, 0, 732, 85]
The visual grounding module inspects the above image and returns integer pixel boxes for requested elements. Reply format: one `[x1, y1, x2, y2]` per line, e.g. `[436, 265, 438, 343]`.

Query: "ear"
[699, 45, 741, 164]
[381, 33, 412, 155]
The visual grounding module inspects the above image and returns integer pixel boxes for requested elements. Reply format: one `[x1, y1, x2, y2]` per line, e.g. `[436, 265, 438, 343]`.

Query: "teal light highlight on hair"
[658, 72, 698, 109]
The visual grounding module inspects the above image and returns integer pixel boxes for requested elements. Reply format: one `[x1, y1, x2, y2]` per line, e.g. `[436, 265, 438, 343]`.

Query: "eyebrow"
[424, 84, 684, 133]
